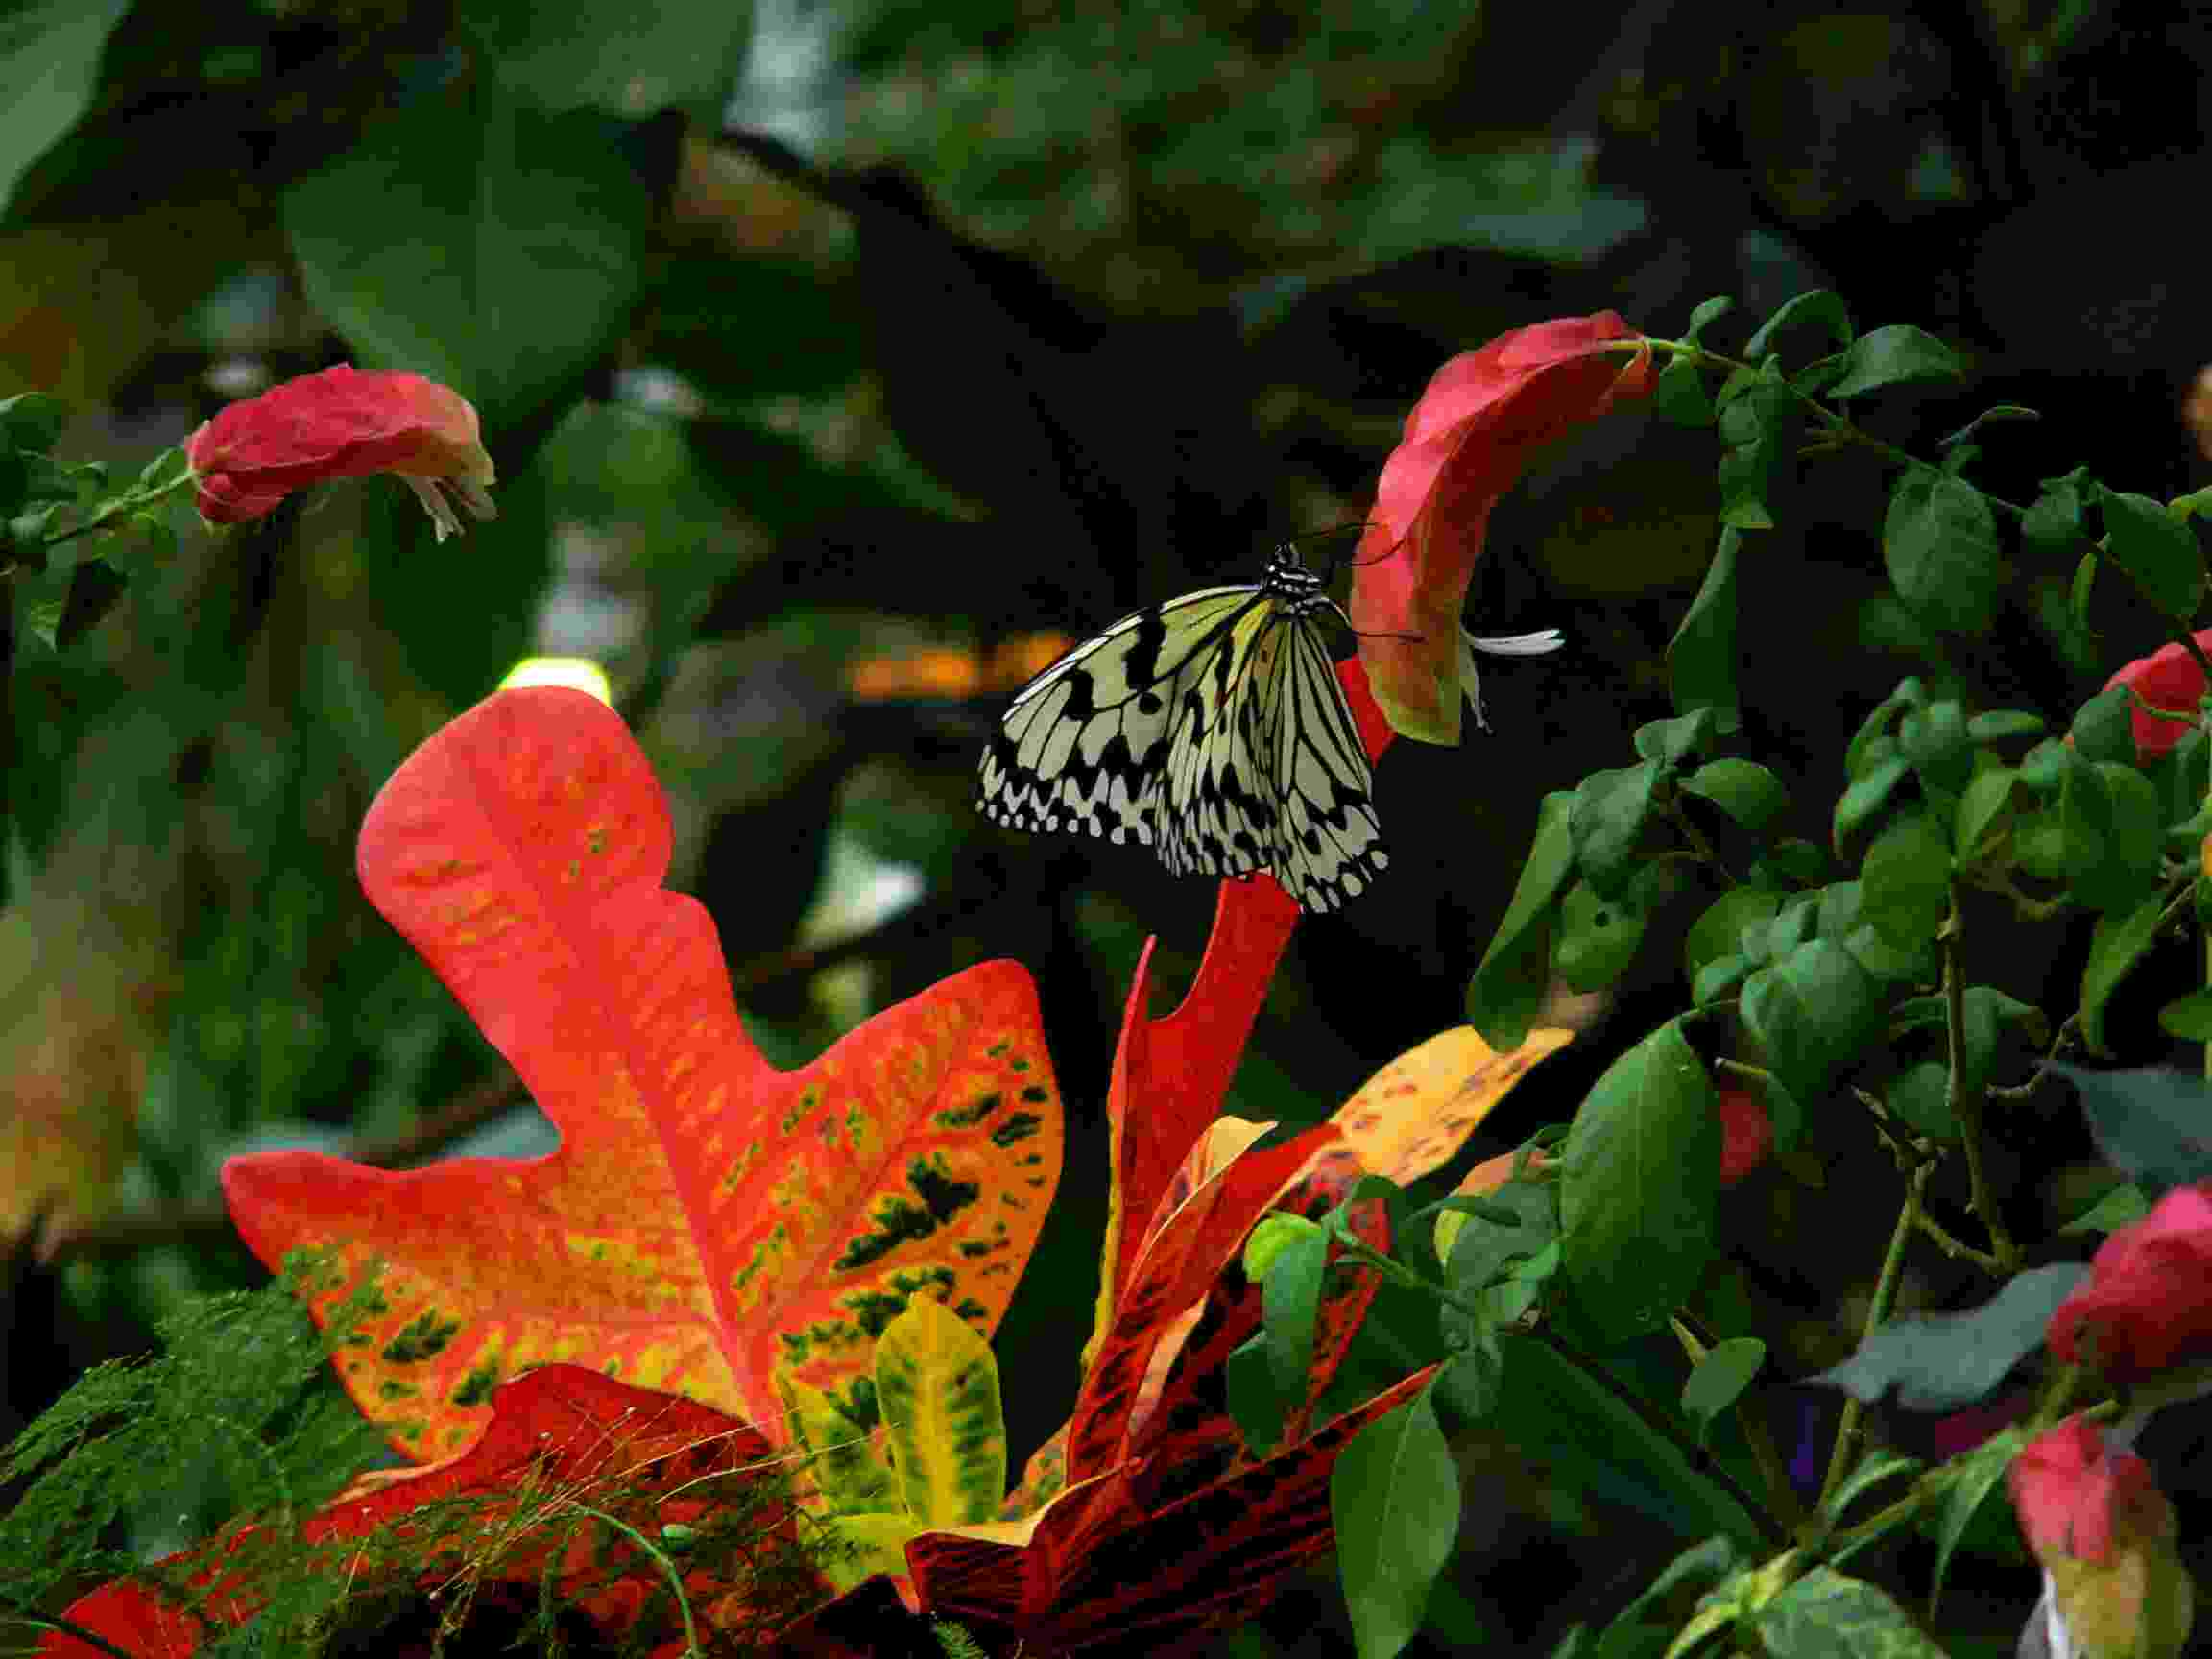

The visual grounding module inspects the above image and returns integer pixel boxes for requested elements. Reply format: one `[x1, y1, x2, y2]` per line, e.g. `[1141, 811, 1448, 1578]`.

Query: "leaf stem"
[1942, 882, 2018, 1271]
[1816, 1161, 1924, 1510]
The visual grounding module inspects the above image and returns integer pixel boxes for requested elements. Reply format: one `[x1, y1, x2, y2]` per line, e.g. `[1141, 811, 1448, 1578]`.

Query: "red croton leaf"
[1351, 313, 1654, 743]
[44, 1366, 822, 1659]
[222, 686, 1064, 1462]
[184, 363, 497, 540]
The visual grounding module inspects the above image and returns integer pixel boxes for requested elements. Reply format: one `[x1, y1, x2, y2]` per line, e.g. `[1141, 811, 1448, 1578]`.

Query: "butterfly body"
[977, 547, 1386, 912]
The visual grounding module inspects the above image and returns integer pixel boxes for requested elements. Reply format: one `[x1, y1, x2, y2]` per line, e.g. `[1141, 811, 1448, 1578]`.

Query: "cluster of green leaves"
[1, 392, 185, 663]
[1229, 287, 2212, 1659]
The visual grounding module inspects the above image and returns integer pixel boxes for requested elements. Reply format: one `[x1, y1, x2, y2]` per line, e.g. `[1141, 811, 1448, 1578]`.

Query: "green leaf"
[1225, 1332, 1291, 1455]
[1554, 880, 1648, 992]
[1743, 289, 1853, 360]
[1966, 710, 2046, 744]
[2070, 682, 2137, 763]
[53, 557, 128, 651]
[1679, 758, 1787, 834]
[1716, 376, 1789, 530]
[1489, 1334, 1765, 1550]
[1693, 954, 1750, 1007]
[1899, 700, 1972, 796]
[1938, 404, 2038, 449]
[1261, 1229, 1329, 1404]
[2080, 892, 2165, 1052]
[1952, 767, 2017, 859]
[1740, 939, 1885, 1112]
[1883, 467, 2000, 636]
[2102, 489, 2207, 622]
[1756, 838, 1829, 888]
[1570, 761, 1662, 897]
[1334, 1388, 1457, 1659]
[1653, 357, 1717, 427]
[1634, 707, 1735, 763]
[1756, 1566, 1950, 1658]
[476, 3, 753, 121]
[1824, 324, 1965, 398]
[2059, 1180, 2149, 1236]
[1813, 1264, 2087, 1409]
[2023, 467, 2093, 559]
[2159, 988, 2212, 1040]
[0, 390, 65, 453]
[1683, 295, 1735, 342]
[1468, 792, 1575, 1049]
[1833, 755, 1910, 853]
[1886, 1063, 1955, 1139]
[1858, 810, 1950, 950]
[2053, 1065, 2212, 1197]
[1667, 526, 1740, 713]
[286, 86, 659, 428]
[1930, 1430, 2030, 1615]
[1680, 1338, 1765, 1436]
[0, 0, 129, 218]
[1685, 888, 1783, 985]
[1560, 1020, 1719, 1338]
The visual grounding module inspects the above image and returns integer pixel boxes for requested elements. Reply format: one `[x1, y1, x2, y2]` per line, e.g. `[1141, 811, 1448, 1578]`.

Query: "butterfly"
[977, 544, 1558, 912]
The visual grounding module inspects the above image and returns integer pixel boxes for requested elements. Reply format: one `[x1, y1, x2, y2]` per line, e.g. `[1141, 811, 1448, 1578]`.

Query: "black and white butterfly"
[976, 544, 1559, 912]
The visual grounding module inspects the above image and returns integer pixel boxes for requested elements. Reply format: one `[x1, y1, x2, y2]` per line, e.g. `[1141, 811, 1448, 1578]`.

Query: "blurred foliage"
[3, 0, 2210, 1651]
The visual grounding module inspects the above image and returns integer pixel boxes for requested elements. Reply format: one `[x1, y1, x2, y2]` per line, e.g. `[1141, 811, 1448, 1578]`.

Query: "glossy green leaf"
[1966, 710, 2046, 744]
[1554, 880, 1648, 992]
[1334, 1387, 1458, 1659]
[1635, 706, 1736, 763]
[1468, 791, 1575, 1049]
[1685, 887, 1784, 985]
[1681, 1338, 1765, 1435]
[1653, 356, 1717, 427]
[0, 0, 128, 217]
[1683, 295, 1735, 342]
[1680, 758, 1788, 834]
[1833, 755, 1910, 854]
[1225, 1332, 1291, 1456]
[1571, 760, 1662, 897]
[2022, 467, 2092, 558]
[1741, 939, 1885, 1110]
[477, 2, 753, 121]
[1899, 700, 1971, 796]
[1931, 1428, 2030, 1614]
[2158, 987, 2212, 1040]
[1883, 467, 1999, 636]
[2080, 893, 2164, 1053]
[1824, 324, 1965, 397]
[1261, 1227, 1329, 1404]
[2058, 1180, 2149, 1236]
[1561, 1020, 1719, 1338]
[1952, 768, 2017, 859]
[1743, 289, 1852, 361]
[1859, 809, 1950, 950]
[2070, 682, 2136, 764]
[1716, 375, 1789, 530]
[1885, 1063, 1954, 1140]
[2102, 488, 2206, 622]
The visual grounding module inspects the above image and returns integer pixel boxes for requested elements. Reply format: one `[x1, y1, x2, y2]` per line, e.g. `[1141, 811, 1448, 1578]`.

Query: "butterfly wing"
[1262, 612, 1387, 912]
[977, 584, 1264, 851]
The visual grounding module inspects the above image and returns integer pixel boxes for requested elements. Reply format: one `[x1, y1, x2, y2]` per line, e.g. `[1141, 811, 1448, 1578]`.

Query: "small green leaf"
[1716, 377, 1790, 531]
[1668, 526, 1740, 713]
[1225, 1332, 1290, 1455]
[1884, 467, 2000, 636]
[1634, 706, 1734, 763]
[1834, 755, 1910, 853]
[1743, 289, 1853, 360]
[1680, 757, 1788, 834]
[1653, 357, 1717, 427]
[55, 558, 129, 651]
[1886, 1062, 1955, 1139]
[1570, 760, 1663, 896]
[1965, 710, 2045, 744]
[2159, 988, 2212, 1040]
[1334, 1389, 1458, 1659]
[1813, 1264, 2086, 1409]
[1680, 1337, 1766, 1435]
[1561, 1019, 1719, 1338]
[1899, 700, 1972, 796]
[1757, 1567, 1951, 1658]
[1554, 880, 1648, 992]
[1937, 404, 2038, 449]
[1261, 1228, 1329, 1403]
[2070, 682, 2136, 763]
[1756, 838, 1828, 887]
[2023, 467, 2093, 558]
[1740, 939, 1885, 1112]
[2056, 1065, 2212, 1197]
[2058, 1180, 2149, 1235]
[1683, 295, 1735, 343]
[1952, 768, 2016, 859]
[1859, 810, 1951, 950]
[1824, 324, 1965, 397]
[1693, 953, 1750, 1006]
[2102, 489, 2206, 622]
[2080, 892, 2166, 1052]
[1931, 1431, 2030, 1615]
[1468, 792, 1575, 1049]
[1685, 887, 1784, 984]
